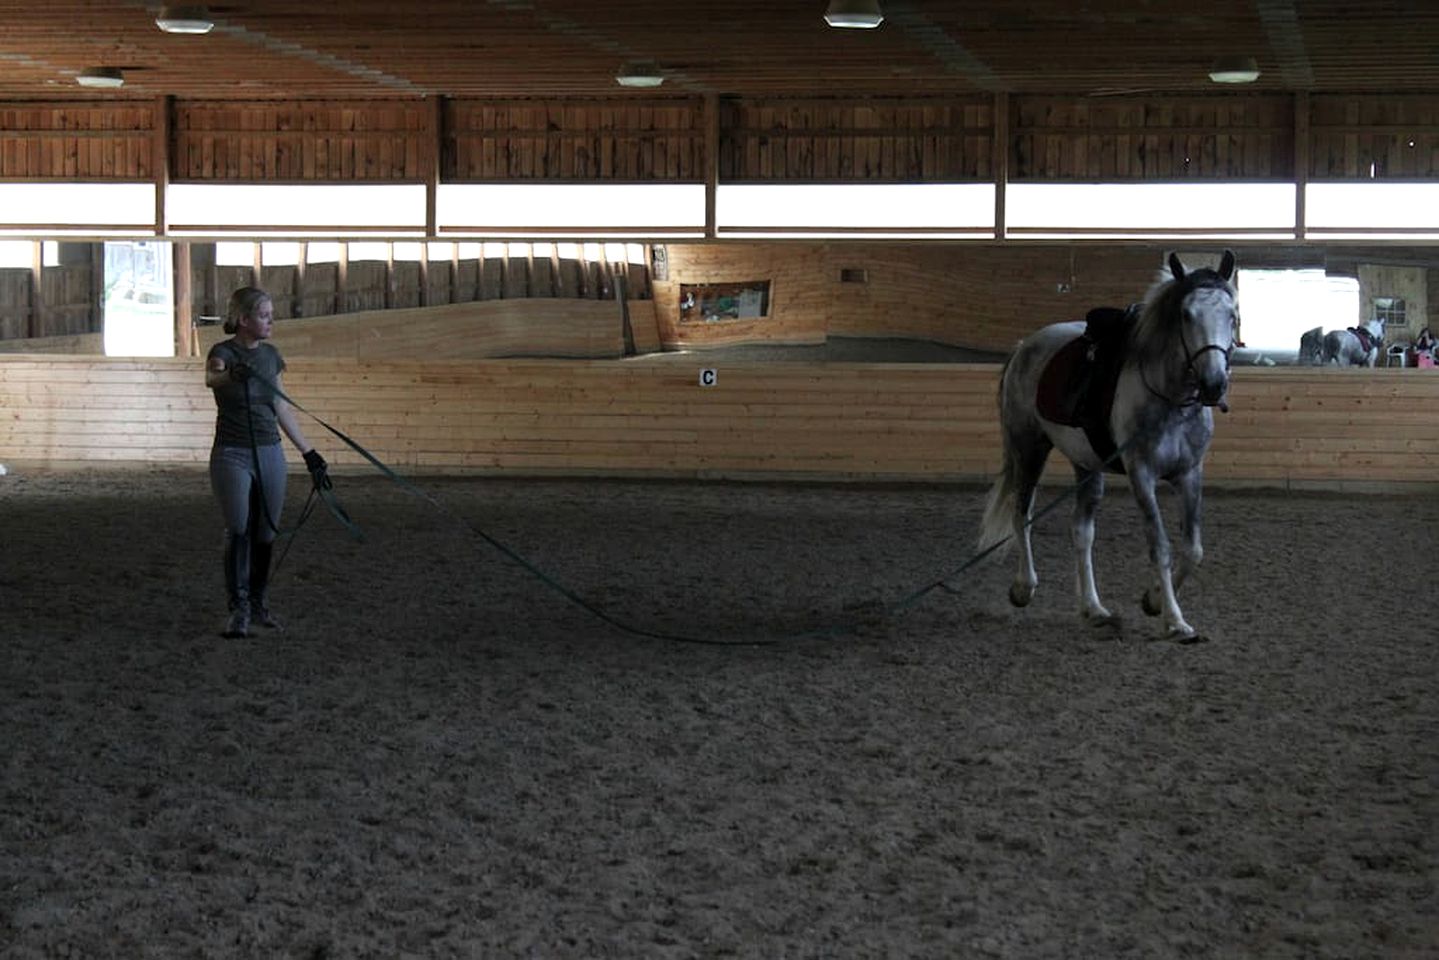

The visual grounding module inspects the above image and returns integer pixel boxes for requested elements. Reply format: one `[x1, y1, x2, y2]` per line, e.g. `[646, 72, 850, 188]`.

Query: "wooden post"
[704, 93, 719, 239]
[28, 241, 42, 339]
[336, 242, 349, 314]
[419, 242, 430, 307]
[384, 242, 394, 309]
[295, 241, 308, 317]
[1294, 91, 1309, 242]
[154, 96, 172, 236]
[992, 92, 1009, 240]
[426, 96, 443, 239]
[174, 241, 193, 357]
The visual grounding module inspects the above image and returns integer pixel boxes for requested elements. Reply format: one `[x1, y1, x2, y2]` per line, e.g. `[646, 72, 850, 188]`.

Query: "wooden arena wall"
[3, 93, 1439, 185]
[1, 357, 1436, 490]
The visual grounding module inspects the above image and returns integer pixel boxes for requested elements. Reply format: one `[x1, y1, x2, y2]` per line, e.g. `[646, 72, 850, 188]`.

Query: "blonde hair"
[224, 286, 271, 335]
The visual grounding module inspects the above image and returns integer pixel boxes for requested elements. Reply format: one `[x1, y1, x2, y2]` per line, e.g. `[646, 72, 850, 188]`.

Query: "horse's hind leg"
[1006, 431, 1050, 607]
[1072, 466, 1118, 629]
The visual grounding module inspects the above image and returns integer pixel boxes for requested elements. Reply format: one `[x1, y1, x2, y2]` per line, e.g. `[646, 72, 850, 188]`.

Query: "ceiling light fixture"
[76, 66, 125, 89]
[616, 60, 664, 88]
[824, 0, 884, 29]
[1208, 55, 1260, 84]
[156, 5, 215, 34]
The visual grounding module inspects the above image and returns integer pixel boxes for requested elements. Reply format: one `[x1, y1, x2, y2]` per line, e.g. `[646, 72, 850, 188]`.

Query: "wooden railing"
[2, 357, 1436, 490]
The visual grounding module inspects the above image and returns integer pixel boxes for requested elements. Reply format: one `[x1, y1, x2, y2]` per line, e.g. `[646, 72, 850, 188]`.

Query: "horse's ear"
[1218, 249, 1236, 281]
[1168, 252, 1185, 281]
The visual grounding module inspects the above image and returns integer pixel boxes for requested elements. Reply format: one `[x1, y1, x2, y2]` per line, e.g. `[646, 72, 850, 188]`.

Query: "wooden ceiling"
[0, 0, 1434, 101]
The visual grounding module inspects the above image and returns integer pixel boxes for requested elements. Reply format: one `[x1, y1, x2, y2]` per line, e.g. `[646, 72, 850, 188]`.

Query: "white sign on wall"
[699, 369, 717, 387]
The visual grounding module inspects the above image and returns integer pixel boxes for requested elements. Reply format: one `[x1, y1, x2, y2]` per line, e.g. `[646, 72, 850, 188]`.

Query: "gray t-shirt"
[208, 339, 287, 447]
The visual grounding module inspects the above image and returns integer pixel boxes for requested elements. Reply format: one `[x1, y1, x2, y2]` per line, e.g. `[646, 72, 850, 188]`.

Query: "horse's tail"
[977, 353, 1018, 553]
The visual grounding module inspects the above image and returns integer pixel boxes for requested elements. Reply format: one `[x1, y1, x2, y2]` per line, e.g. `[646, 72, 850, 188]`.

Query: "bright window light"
[307, 242, 341, 264]
[531, 242, 553, 258]
[215, 241, 254, 267]
[482, 242, 507, 258]
[349, 242, 390, 262]
[507, 242, 530, 259]
[0, 241, 32, 269]
[717, 184, 994, 237]
[1306, 183, 1439, 239]
[261, 242, 302, 266]
[1007, 183, 1296, 238]
[167, 184, 426, 235]
[427, 242, 455, 260]
[582, 242, 603, 261]
[625, 242, 646, 265]
[102, 240, 175, 357]
[0, 183, 155, 232]
[555, 242, 579, 260]
[42, 242, 59, 268]
[457, 242, 482, 260]
[393, 242, 423, 262]
[437, 183, 705, 236]
[1238, 269, 1359, 352]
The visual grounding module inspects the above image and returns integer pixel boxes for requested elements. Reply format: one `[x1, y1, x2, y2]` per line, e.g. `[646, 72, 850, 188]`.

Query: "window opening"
[680, 281, 771, 323]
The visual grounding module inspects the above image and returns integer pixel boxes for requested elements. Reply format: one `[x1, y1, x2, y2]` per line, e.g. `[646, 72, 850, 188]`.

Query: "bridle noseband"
[1141, 279, 1237, 412]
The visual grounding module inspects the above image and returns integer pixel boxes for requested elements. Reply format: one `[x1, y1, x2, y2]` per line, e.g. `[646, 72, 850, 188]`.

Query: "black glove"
[229, 360, 252, 383]
[303, 449, 332, 490]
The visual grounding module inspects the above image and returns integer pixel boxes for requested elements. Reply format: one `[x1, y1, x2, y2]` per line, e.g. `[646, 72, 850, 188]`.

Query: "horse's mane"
[1129, 265, 1235, 363]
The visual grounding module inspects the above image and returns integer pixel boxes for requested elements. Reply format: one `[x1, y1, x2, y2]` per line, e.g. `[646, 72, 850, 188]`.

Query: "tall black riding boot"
[249, 539, 282, 630]
[222, 531, 251, 638]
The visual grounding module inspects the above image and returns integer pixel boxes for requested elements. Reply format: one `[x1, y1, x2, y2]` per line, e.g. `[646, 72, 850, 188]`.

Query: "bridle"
[1140, 282, 1237, 412]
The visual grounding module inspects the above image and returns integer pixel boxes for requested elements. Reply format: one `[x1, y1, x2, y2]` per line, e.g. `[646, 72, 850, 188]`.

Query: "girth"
[1035, 305, 1138, 474]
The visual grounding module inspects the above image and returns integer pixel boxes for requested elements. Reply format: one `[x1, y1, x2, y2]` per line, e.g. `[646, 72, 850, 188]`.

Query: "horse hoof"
[1164, 624, 1205, 644]
[1083, 613, 1122, 633]
[1141, 591, 1162, 617]
[1008, 584, 1034, 608]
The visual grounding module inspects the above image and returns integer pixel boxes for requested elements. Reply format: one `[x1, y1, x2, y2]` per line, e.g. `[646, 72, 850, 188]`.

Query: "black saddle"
[1035, 304, 1139, 473]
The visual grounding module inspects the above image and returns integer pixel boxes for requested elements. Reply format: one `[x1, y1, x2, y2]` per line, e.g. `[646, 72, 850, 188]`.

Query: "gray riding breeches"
[210, 442, 288, 543]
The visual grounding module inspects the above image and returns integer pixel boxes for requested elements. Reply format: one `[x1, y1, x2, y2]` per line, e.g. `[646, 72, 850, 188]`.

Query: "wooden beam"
[704, 93, 719, 239]
[154, 96, 171, 236]
[1294, 91, 1309, 241]
[174, 242, 193, 358]
[28, 241, 42, 339]
[992, 92, 1009, 240]
[426, 95, 442, 239]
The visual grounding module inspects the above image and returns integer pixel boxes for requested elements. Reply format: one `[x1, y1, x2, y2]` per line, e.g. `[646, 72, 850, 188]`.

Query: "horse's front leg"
[1072, 466, 1118, 629]
[1126, 463, 1194, 638]
[1169, 467, 1204, 593]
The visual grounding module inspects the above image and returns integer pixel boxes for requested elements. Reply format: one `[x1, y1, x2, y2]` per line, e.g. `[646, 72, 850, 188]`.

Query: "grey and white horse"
[978, 251, 1239, 641]
[1320, 320, 1385, 367]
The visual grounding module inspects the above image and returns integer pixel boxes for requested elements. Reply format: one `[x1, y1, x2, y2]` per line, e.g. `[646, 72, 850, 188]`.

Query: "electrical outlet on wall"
[1056, 282, 1072, 293]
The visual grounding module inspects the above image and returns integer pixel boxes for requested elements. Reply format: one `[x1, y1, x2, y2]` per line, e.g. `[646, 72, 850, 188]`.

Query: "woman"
[206, 286, 329, 638]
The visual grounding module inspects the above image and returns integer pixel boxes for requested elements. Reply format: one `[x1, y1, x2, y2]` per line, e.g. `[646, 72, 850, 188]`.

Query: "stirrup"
[222, 606, 251, 639]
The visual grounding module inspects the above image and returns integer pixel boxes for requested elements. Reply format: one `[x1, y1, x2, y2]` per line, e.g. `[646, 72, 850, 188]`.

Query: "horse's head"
[1163, 250, 1239, 408]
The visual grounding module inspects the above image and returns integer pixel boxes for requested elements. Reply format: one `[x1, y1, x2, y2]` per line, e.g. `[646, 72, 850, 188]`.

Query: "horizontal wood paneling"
[0, 102, 155, 179]
[1310, 95, 1439, 179]
[192, 299, 640, 360]
[2, 358, 1437, 489]
[173, 100, 431, 181]
[720, 98, 993, 182]
[2, 94, 1437, 186]
[1012, 95, 1294, 180]
[445, 99, 705, 181]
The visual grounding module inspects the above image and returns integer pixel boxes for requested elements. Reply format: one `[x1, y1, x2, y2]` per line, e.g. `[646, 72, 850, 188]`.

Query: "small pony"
[978, 251, 1239, 641]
